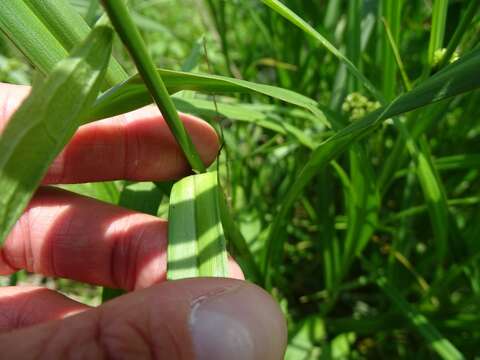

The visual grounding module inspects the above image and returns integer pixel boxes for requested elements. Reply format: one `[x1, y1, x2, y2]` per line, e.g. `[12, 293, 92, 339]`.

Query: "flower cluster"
[341, 92, 380, 121]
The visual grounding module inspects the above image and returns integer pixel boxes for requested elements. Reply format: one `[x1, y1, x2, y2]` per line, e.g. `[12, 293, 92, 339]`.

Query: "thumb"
[0, 279, 287, 359]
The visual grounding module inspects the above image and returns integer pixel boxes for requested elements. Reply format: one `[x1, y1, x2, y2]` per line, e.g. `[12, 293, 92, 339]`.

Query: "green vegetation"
[1, 0, 480, 358]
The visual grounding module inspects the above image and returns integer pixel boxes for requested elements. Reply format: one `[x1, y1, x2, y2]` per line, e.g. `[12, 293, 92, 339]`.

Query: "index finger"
[0, 83, 219, 183]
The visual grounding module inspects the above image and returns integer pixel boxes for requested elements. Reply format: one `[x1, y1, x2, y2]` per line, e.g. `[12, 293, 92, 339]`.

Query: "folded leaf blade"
[167, 172, 229, 279]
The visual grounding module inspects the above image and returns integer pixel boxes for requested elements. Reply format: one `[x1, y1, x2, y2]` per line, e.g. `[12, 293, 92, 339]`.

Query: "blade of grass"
[434, 154, 480, 171]
[376, 275, 464, 360]
[399, 124, 449, 261]
[342, 148, 379, 276]
[324, 0, 342, 30]
[89, 69, 325, 123]
[342, 0, 380, 286]
[378, 99, 451, 193]
[385, 196, 480, 223]
[0, 26, 113, 245]
[317, 170, 342, 303]
[218, 186, 262, 282]
[101, 0, 206, 173]
[346, 0, 361, 92]
[379, 0, 404, 100]
[393, 154, 480, 179]
[381, 16, 411, 92]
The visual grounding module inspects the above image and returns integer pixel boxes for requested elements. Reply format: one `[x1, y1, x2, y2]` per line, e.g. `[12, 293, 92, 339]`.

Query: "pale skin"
[0, 83, 287, 359]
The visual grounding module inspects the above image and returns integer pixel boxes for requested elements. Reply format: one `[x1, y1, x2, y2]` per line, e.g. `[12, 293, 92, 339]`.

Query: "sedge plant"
[1, 0, 480, 358]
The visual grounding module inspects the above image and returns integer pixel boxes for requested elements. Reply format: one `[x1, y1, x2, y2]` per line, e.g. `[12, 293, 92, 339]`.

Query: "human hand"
[0, 83, 287, 359]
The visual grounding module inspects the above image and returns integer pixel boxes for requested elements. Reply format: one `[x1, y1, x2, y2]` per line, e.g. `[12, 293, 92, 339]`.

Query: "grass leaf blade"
[377, 276, 464, 360]
[90, 69, 325, 123]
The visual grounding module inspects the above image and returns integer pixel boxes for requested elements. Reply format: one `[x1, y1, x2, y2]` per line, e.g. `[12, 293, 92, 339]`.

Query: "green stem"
[102, 0, 206, 173]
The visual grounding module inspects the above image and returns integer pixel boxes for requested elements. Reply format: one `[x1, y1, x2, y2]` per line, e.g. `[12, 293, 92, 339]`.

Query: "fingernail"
[189, 283, 287, 360]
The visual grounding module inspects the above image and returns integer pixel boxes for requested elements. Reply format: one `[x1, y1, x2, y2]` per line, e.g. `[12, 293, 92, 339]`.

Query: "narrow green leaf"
[61, 181, 121, 204]
[342, 0, 379, 284]
[181, 36, 205, 72]
[394, 154, 480, 179]
[0, 26, 113, 245]
[346, 0, 361, 92]
[102, 0, 206, 173]
[400, 119, 449, 259]
[377, 276, 464, 360]
[89, 69, 324, 123]
[434, 154, 480, 171]
[381, 16, 411, 92]
[386, 196, 480, 223]
[342, 146, 379, 274]
[218, 186, 262, 282]
[317, 170, 342, 296]
[378, 99, 451, 193]
[406, 133, 449, 261]
[379, 0, 404, 99]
